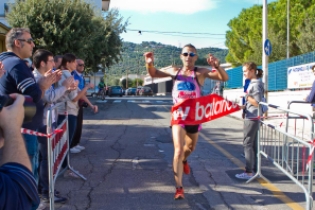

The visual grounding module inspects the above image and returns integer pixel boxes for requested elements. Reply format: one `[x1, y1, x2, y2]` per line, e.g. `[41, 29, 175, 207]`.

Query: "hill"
[108, 41, 228, 77]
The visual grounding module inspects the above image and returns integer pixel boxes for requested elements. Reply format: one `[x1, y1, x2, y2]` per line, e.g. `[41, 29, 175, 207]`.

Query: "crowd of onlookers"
[0, 27, 98, 210]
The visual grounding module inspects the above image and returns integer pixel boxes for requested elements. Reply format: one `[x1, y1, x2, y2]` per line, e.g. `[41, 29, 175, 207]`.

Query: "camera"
[0, 94, 36, 123]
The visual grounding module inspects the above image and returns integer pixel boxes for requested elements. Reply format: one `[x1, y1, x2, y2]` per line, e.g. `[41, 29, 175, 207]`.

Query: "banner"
[171, 94, 240, 125]
[287, 62, 315, 89]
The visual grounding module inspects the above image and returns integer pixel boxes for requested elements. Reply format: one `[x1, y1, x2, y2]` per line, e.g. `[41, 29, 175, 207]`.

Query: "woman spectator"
[55, 53, 93, 177]
[236, 62, 264, 180]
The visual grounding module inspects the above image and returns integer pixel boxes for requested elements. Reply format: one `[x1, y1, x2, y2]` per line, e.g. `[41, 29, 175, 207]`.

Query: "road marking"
[113, 100, 121, 103]
[199, 132, 304, 210]
[142, 100, 150, 103]
[127, 100, 136, 103]
[96, 100, 107, 103]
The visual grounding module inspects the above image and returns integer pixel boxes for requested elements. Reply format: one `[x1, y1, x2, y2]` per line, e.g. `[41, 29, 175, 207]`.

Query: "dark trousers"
[57, 114, 77, 168]
[38, 122, 58, 196]
[243, 120, 259, 173]
[70, 106, 83, 148]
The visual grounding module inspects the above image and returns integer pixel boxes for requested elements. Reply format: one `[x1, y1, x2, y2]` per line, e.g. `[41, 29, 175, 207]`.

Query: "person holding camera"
[0, 28, 55, 183]
[0, 93, 40, 210]
[70, 58, 98, 153]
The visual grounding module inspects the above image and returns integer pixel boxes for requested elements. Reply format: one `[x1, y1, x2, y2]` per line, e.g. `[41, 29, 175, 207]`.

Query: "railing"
[247, 102, 314, 210]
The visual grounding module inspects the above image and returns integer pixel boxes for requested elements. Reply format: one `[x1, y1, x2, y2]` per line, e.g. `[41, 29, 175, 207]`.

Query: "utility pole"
[286, 0, 290, 59]
[262, 0, 269, 115]
[126, 68, 128, 89]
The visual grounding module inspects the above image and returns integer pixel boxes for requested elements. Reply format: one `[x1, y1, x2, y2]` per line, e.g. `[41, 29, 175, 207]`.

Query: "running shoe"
[183, 161, 190, 175]
[174, 187, 185, 200]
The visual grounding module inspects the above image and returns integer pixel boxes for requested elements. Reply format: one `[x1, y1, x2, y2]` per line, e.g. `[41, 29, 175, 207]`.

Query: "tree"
[296, 11, 315, 54]
[120, 78, 133, 89]
[225, 0, 315, 66]
[132, 78, 143, 87]
[7, 0, 128, 72]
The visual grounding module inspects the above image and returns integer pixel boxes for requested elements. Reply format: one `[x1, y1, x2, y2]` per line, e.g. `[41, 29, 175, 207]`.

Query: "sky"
[109, 0, 276, 49]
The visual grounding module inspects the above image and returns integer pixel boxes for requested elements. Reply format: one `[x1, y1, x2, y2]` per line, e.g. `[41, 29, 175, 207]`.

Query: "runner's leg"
[183, 132, 199, 161]
[172, 125, 186, 188]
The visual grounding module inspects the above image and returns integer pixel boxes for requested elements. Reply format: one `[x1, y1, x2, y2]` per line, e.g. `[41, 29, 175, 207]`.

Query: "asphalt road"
[52, 96, 313, 210]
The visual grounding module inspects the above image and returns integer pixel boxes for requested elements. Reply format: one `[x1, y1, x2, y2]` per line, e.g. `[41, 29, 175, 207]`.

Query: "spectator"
[71, 59, 98, 153]
[53, 55, 63, 70]
[236, 62, 264, 180]
[32, 49, 74, 204]
[0, 28, 54, 183]
[55, 53, 93, 177]
[305, 65, 315, 117]
[0, 93, 40, 210]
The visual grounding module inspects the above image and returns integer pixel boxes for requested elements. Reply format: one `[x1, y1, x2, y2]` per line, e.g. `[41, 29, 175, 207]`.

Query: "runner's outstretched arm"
[144, 52, 174, 78]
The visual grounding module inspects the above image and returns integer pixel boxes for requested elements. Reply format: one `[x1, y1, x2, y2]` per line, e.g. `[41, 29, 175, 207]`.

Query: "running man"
[143, 44, 229, 200]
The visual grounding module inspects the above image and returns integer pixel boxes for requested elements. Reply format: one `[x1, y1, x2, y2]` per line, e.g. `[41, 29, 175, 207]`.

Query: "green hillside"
[108, 41, 228, 77]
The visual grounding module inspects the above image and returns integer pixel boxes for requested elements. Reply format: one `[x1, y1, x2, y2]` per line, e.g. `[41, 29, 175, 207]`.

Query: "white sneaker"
[235, 172, 253, 180]
[75, 145, 85, 150]
[70, 147, 81, 153]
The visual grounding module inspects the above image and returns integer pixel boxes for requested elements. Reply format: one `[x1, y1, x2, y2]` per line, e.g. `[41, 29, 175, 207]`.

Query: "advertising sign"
[287, 62, 315, 89]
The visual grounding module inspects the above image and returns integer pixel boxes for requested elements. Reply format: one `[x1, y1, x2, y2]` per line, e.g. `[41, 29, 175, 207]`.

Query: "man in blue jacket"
[0, 28, 54, 183]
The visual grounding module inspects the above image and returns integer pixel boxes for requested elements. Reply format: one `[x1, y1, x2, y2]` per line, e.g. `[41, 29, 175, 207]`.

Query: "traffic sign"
[264, 39, 272, 56]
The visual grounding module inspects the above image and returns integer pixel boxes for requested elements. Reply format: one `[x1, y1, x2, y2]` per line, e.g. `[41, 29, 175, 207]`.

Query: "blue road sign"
[264, 39, 272, 56]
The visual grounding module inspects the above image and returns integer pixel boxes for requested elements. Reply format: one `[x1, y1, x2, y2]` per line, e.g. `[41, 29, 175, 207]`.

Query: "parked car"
[108, 86, 123, 97]
[139, 86, 153, 96]
[126, 87, 137, 96]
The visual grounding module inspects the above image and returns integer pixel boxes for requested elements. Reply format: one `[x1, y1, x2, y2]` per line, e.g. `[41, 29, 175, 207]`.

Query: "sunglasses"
[78, 64, 85, 67]
[182, 52, 196, 57]
[17, 38, 34, 44]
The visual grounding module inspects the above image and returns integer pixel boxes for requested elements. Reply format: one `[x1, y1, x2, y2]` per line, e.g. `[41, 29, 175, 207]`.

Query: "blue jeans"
[57, 114, 77, 168]
[23, 134, 39, 184]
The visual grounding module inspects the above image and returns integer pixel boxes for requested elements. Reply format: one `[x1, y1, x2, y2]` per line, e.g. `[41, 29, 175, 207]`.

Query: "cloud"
[109, 0, 218, 14]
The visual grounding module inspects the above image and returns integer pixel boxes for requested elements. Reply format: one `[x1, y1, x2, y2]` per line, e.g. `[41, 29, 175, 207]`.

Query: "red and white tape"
[21, 128, 63, 138]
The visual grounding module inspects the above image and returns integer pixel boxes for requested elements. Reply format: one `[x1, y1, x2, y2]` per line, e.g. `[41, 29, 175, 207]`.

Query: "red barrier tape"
[21, 128, 64, 138]
[306, 140, 315, 171]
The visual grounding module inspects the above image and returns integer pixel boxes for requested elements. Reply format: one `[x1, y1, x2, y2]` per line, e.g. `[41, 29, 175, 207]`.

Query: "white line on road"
[113, 100, 121, 103]
[96, 100, 107, 103]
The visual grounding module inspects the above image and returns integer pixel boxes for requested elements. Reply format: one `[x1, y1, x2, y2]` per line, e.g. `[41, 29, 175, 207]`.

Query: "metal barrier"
[46, 104, 86, 210]
[247, 102, 314, 210]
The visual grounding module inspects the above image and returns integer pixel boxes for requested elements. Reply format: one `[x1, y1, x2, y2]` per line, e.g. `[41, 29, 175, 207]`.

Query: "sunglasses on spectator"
[78, 64, 85, 67]
[17, 38, 34, 44]
[182, 52, 196, 57]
